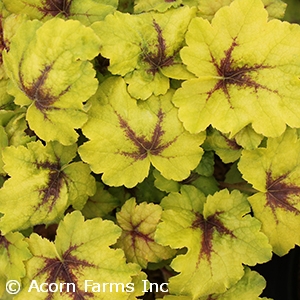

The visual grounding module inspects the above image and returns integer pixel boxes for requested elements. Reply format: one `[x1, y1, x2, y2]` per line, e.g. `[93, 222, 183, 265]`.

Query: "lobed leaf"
[238, 127, 300, 255]
[173, 0, 300, 137]
[0, 232, 32, 298]
[197, 0, 287, 21]
[79, 77, 205, 188]
[116, 198, 175, 268]
[203, 127, 242, 163]
[0, 141, 95, 234]
[155, 185, 272, 298]
[15, 211, 143, 299]
[3, 18, 100, 145]
[81, 181, 120, 219]
[159, 267, 269, 300]
[0, 108, 36, 175]
[134, 0, 182, 13]
[92, 7, 195, 99]
[3, 0, 118, 26]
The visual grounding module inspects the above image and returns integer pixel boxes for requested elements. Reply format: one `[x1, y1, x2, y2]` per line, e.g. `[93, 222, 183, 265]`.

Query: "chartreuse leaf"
[92, 7, 195, 100]
[0, 232, 31, 299]
[203, 127, 242, 163]
[198, 267, 268, 300]
[238, 128, 300, 256]
[153, 169, 180, 193]
[3, 109, 35, 147]
[263, 0, 287, 19]
[15, 211, 144, 300]
[134, 0, 182, 13]
[116, 198, 175, 268]
[79, 77, 205, 188]
[0, 79, 13, 109]
[234, 125, 264, 150]
[81, 181, 120, 219]
[197, 0, 286, 21]
[0, 7, 17, 110]
[158, 267, 269, 300]
[0, 126, 7, 174]
[3, 18, 100, 145]
[173, 0, 300, 137]
[153, 169, 219, 197]
[0, 108, 35, 174]
[0, 141, 95, 234]
[155, 186, 272, 298]
[3, 0, 118, 26]
[153, 150, 218, 196]
[134, 0, 200, 13]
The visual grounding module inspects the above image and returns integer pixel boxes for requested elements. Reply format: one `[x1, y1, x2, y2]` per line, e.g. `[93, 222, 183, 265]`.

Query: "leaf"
[3, 18, 100, 145]
[233, 125, 264, 150]
[197, 0, 287, 21]
[0, 232, 31, 298]
[153, 169, 180, 193]
[263, 0, 287, 19]
[79, 77, 205, 188]
[198, 267, 268, 300]
[238, 127, 300, 256]
[172, 0, 300, 137]
[0, 141, 95, 234]
[194, 151, 215, 177]
[0, 80, 13, 109]
[159, 267, 269, 300]
[155, 186, 272, 298]
[15, 211, 143, 299]
[3, 0, 118, 26]
[203, 127, 242, 163]
[0, 108, 36, 174]
[133, 0, 182, 13]
[81, 181, 120, 219]
[116, 198, 175, 268]
[92, 7, 195, 99]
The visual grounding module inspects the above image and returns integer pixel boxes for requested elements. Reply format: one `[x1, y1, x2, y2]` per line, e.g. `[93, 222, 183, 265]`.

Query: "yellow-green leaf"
[173, 0, 300, 137]
[238, 127, 300, 255]
[79, 77, 205, 188]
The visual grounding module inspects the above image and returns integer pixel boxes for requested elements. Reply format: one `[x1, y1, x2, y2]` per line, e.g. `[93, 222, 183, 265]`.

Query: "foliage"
[0, 0, 299, 299]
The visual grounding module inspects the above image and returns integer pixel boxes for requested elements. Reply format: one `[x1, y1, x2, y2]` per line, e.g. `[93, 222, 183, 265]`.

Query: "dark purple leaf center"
[19, 63, 69, 117]
[130, 220, 154, 244]
[35, 160, 67, 211]
[142, 20, 174, 75]
[39, 0, 72, 17]
[207, 38, 275, 105]
[0, 235, 9, 249]
[0, 15, 8, 65]
[192, 212, 235, 265]
[118, 109, 176, 160]
[266, 171, 300, 222]
[37, 245, 94, 300]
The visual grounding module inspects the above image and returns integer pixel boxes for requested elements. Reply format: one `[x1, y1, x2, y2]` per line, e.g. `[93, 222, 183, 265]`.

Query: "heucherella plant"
[0, 0, 299, 299]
